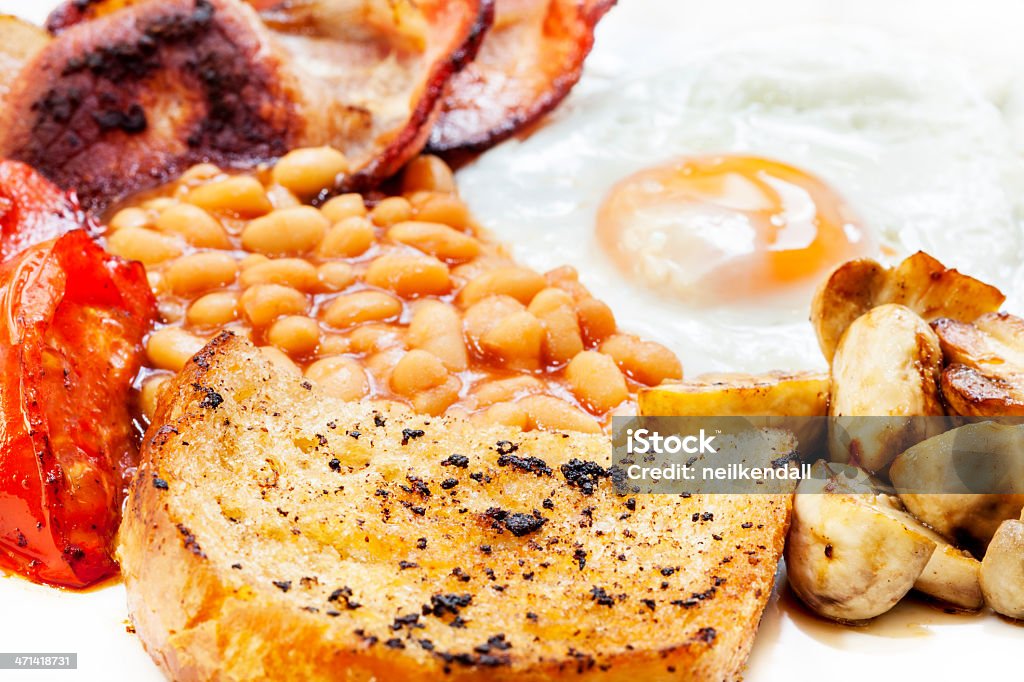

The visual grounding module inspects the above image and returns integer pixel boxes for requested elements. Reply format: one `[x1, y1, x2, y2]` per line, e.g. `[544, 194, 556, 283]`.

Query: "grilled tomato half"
[0, 226, 155, 587]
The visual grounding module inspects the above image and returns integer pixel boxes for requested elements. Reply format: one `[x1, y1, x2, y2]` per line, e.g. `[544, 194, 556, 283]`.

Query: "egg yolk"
[596, 155, 869, 302]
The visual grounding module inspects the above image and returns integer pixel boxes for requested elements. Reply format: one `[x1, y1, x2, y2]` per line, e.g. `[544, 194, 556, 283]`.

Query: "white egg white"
[457, 27, 1024, 375]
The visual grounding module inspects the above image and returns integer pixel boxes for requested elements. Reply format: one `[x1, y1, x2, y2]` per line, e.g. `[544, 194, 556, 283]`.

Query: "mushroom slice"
[638, 370, 829, 417]
[6, 0, 490, 212]
[980, 512, 1024, 620]
[786, 473, 936, 622]
[812, 252, 1004, 362]
[828, 304, 944, 473]
[427, 0, 617, 152]
[933, 313, 1024, 416]
[802, 462, 983, 610]
[638, 370, 828, 453]
[903, 513, 984, 610]
[889, 421, 1024, 553]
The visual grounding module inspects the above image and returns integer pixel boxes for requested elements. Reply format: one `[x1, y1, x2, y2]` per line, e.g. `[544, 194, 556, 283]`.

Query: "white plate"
[0, 1, 1021, 680]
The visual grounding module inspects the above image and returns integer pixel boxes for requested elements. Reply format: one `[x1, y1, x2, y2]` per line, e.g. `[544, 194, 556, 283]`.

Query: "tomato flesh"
[0, 230, 155, 588]
[0, 159, 90, 263]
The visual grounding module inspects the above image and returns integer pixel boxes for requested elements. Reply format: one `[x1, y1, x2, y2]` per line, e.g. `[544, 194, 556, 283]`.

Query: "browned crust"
[1, 0, 303, 213]
[933, 314, 1024, 416]
[34, 0, 494, 210]
[339, 0, 496, 193]
[120, 333, 791, 681]
[427, 0, 617, 154]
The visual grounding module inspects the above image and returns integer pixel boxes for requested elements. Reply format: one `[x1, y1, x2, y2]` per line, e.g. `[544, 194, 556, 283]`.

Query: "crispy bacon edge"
[427, 0, 617, 154]
[20, 0, 494, 210]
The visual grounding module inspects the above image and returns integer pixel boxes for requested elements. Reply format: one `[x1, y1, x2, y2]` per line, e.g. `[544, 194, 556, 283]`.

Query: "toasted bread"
[119, 333, 791, 681]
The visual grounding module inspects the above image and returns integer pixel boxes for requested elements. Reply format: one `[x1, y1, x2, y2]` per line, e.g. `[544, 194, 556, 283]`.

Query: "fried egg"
[457, 27, 1024, 374]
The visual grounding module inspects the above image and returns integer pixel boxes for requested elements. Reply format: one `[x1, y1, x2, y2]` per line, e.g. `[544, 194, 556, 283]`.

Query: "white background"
[0, 1, 1022, 680]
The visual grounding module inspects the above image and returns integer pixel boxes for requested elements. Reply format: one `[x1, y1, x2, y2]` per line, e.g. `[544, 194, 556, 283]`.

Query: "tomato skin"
[0, 159, 90, 263]
[0, 230, 155, 588]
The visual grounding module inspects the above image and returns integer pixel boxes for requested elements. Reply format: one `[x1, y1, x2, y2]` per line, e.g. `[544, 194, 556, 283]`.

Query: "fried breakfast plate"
[1, 1, 1022, 680]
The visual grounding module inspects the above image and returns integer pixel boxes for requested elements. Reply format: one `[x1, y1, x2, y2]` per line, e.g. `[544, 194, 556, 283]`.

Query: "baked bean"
[155, 203, 231, 249]
[164, 252, 238, 296]
[369, 196, 413, 227]
[318, 334, 351, 357]
[409, 192, 472, 229]
[317, 262, 356, 292]
[464, 295, 525, 350]
[320, 193, 367, 223]
[599, 334, 682, 385]
[140, 374, 172, 422]
[242, 206, 329, 256]
[479, 311, 545, 370]
[108, 207, 150, 231]
[565, 351, 629, 413]
[528, 288, 584, 365]
[240, 258, 320, 291]
[458, 267, 546, 306]
[186, 176, 272, 217]
[402, 155, 456, 194]
[347, 324, 405, 354]
[317, 216, 376, 258]
[475, 402, 529, 429]
[519, 395, 601, 434]
[146, 270, 162, 292]
[407, 300, 467, 371]
[107, 227, 183, 266]
[240, 254, 271, 270]
[186, 292, 239, 328]
[158, 300, 184, 324]
[365, 348, 405, 381]
[146, 327, 206, 372]
[364, 254, 451, 297]
[144, 198, 177, 212]
[451, 255, 516, 282]
[469, 375, 544, 408]
[577, 297, 617, 346]
[178, 163, 222, 186]
[388, 221, 480, 263]
[267, 315, 320, 357]
[322, 291, 402, 330]
[239, 284, 308, 327]
[271, 147, 349, 197]
[411, 376, 461, 416]
[265, 184, 303, 210]
[305, 356, 369, 400]
[259, 346, 301, 375]
[390, 349, 449, 396]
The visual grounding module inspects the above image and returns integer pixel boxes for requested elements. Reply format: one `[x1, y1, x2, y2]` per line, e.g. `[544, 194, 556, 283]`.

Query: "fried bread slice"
[119, 333, 791, 681]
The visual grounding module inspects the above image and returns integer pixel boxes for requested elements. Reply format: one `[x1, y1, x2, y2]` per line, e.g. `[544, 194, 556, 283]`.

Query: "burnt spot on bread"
[589, 586, 616, 607]
[560, 459, 610, 495]
[494, 440, 518, 456]
[273, 580, 292, 592]
[152, 476, 169, 490]
[193, 384, 224, 409]
[176, 524, 206, 558]
[401, 428, 426, 445]
[691, 627, 717, 645]
[496, 452, 551, 476]
[424, 592, 473, 617]
[483, 508, 548, 537]
[441, 453, 469, 468]
[149, 424, 179, 448]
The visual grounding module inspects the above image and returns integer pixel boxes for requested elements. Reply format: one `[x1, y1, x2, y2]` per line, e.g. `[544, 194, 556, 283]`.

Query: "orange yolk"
[596, 155, 869, 302]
